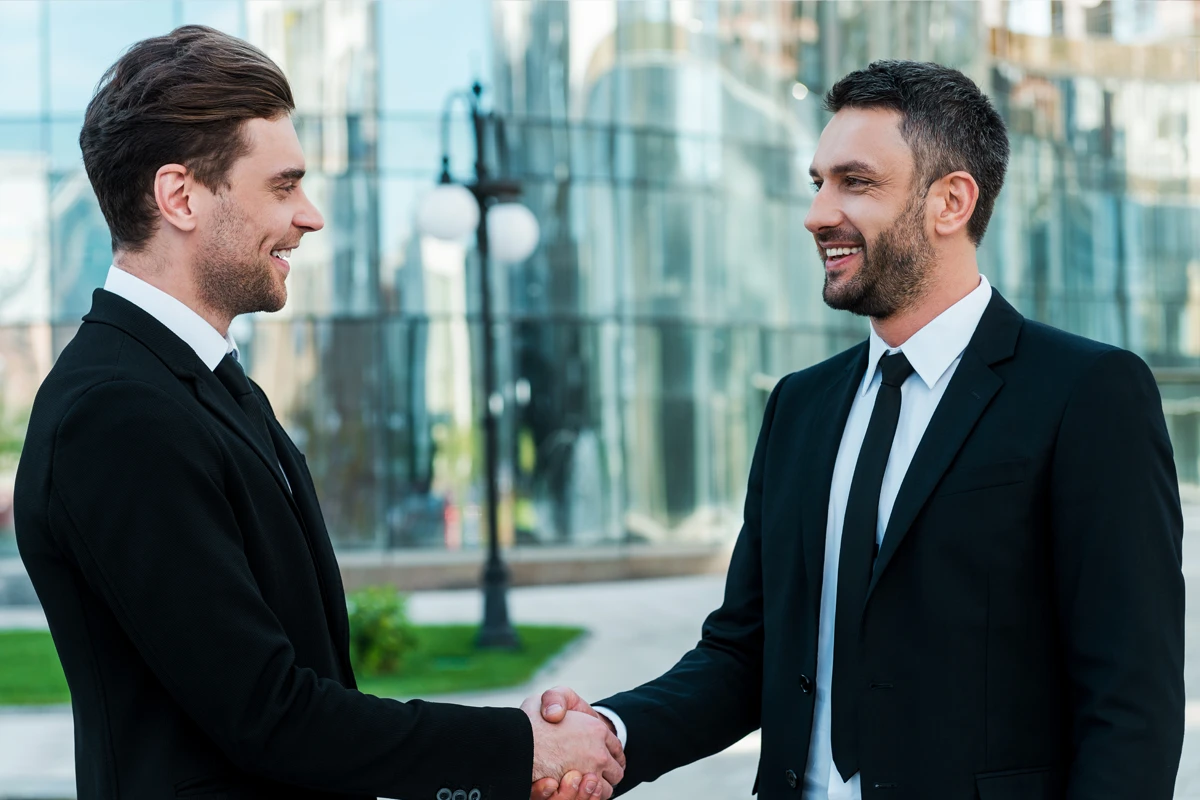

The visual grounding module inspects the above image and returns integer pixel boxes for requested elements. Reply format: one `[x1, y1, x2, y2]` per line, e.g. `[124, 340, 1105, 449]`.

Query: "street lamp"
[416, 82, 539, 649]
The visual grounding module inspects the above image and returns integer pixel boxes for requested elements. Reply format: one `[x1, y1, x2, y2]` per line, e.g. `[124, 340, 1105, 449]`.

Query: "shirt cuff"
[593, 706, 627, 748]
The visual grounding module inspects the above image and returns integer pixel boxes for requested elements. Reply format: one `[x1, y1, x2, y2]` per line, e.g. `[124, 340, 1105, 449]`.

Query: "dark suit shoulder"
[41, 320, 127, 391]
[1018, 318, 1122, 359]
[57, 319, 189, 382]
[1014, 318, 1149, 389]
[35, 374, 216, 466]
[23, 323, 216, 476]
[36, 321, 198, 417]
[771, 341, 866, 405]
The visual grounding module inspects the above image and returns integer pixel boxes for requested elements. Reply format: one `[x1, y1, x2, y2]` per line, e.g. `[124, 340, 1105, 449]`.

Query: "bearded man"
[530, 60, 1185, 800]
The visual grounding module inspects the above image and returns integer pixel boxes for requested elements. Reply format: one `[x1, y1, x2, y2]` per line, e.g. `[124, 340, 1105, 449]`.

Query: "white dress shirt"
[596, 276, 994, 800]
[103, 265, 292, 491]
[103, 265, 238, 368]
[805, 275, 992, 800]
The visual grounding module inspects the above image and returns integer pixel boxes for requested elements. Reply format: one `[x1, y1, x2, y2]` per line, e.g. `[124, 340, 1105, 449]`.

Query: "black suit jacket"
[600, 292, 1185, 800]
[15, 290, 533, 800]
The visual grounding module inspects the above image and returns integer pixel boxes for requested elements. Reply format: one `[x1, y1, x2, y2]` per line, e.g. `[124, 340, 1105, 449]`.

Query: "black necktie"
[213, 352, 274, 453]
[831, 351, 915, 782]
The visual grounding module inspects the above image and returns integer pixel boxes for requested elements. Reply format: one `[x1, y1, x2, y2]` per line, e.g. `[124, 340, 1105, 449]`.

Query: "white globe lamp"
[416, 183, 480, 241]
[486, 202, 540, 263]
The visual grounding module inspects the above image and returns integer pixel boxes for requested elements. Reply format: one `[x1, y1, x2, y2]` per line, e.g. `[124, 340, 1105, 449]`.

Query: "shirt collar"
[103, 265, 238, 371]
[861, 274, 993, 395]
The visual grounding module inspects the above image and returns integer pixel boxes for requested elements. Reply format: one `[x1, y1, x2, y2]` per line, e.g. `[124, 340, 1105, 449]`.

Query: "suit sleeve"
[597, 375, 788, 793]
[1050, 349, 1185, 799]
[48, 380, 532, 799]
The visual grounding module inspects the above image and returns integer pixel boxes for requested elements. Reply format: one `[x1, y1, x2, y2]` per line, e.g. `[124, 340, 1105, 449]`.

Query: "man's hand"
[538, 685, 616, 737]
[530, 770, 611, 800]
[523, 695, 624, 793]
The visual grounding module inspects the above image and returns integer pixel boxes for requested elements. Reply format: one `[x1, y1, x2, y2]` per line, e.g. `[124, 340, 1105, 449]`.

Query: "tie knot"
[878, 351, 914, 388]
[214, 352, 253, 396]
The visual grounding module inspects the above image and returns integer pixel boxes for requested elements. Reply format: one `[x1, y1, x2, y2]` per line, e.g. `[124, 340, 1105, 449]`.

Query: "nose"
[804, 183, 843, 235]
[295, 190, 325, 233]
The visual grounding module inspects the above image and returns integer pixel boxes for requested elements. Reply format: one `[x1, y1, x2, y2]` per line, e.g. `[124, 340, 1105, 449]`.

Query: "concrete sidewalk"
[2, 571, 1199, 799]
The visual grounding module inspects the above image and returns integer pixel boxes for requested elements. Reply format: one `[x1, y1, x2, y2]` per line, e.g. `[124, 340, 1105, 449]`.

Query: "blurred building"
[1, 0, 1199, 561]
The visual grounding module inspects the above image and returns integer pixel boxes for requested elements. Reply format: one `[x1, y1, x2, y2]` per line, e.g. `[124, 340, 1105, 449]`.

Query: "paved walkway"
[2, 548, 1199, 798]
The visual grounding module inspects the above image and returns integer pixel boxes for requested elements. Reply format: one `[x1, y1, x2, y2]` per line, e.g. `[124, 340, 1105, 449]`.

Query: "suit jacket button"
[785, 769, 798, 789]
[799, 674, 813, 694]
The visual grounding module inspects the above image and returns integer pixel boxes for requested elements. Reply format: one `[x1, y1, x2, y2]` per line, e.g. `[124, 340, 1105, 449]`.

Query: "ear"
[153, 164, 200, 234]
[927, 170, 979, 239]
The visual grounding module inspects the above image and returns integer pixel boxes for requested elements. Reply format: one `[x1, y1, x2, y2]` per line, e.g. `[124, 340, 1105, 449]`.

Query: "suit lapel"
[82, 290, 298, 507]
[800, 345, 868, 604]
[82, 290, 352, 677]
[192, 372, 298, 503]
[866, 349, 1001, 598]
[268, 421, 356, 685]
[866, 291, 1024, 601]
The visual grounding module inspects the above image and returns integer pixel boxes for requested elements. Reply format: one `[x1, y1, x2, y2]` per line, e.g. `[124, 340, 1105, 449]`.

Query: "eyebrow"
[269, 168, 306, 184]
[808, 160, 882, 179]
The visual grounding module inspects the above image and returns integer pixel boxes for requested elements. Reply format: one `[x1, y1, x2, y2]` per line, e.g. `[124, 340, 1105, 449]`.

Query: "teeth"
[825, 246, 862, 258]
[271, 249, 293, 261]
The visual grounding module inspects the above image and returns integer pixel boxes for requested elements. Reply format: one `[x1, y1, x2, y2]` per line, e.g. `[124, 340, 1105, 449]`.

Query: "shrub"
[346, 586, 419, 676]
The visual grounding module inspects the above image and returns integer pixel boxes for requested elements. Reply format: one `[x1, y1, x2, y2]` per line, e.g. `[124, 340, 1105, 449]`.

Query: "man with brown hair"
[14, 26, 621, 800]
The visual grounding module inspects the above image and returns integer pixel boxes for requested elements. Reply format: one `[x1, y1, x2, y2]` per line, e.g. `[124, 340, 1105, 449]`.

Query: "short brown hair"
[80, 25, 295, 252]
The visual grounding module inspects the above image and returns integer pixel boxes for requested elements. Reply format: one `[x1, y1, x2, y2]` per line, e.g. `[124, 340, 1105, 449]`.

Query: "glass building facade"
[2, 0, 1199, 555]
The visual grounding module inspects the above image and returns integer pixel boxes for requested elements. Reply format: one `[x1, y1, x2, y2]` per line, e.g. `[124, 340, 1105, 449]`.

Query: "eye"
[809, 180, 822, 193]
[843, 176, 871, 188]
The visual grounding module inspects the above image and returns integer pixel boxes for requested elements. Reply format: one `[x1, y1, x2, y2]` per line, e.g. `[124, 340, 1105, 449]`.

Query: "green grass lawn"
[0, 630, 71, 706]
[0, 625, 584, 706]
[355, 624, 583, 698]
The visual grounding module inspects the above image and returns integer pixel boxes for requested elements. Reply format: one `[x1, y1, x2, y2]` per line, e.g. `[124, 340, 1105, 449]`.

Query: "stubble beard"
[194, 194, 287, 322]
[821, 193, 936, 320]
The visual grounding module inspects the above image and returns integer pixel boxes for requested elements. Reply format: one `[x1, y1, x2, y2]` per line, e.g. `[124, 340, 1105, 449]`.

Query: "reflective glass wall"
[2, 0, 1199, 554]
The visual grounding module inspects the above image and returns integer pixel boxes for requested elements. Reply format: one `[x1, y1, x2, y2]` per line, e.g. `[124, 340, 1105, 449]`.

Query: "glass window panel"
[49, 1, 176, 113]
[502, 119, 557, 182]
[48, 169, 110, 322]
[319, 168, 383, 316]
[569, 181, 619, 316]
[377, 315, 460, 548]
[609, 126, 638, 183]
[379, 115, 470, 178]
[0, 121, 43, 157]
[48, 117, 84, 173]
[246, 2, 376, 117]
[180, 0, 243, 36]
[252, 315, 387, 548]
[378, 176, 436, 307]
[567, 122, 617, 182]
[783, 197, 829, 328]
[0, 1, 44, 116]
[377, 0, 494, 114]
[555, 319, 620, 544]
[0, 155, 50, 324]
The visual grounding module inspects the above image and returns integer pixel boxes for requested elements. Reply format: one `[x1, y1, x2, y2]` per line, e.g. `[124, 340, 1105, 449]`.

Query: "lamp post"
[416, 82, 539, 649]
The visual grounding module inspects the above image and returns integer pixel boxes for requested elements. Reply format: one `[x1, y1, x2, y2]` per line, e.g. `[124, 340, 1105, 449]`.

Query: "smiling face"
[190, 115, 323, 319]
[805, 107, 935, 319]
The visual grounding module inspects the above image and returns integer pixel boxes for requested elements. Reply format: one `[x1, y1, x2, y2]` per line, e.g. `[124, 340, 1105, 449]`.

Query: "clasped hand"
[522, 686, 621, 800]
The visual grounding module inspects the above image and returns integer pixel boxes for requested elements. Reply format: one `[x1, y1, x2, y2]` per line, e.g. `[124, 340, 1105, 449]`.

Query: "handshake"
[522, 685, 623, 800]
